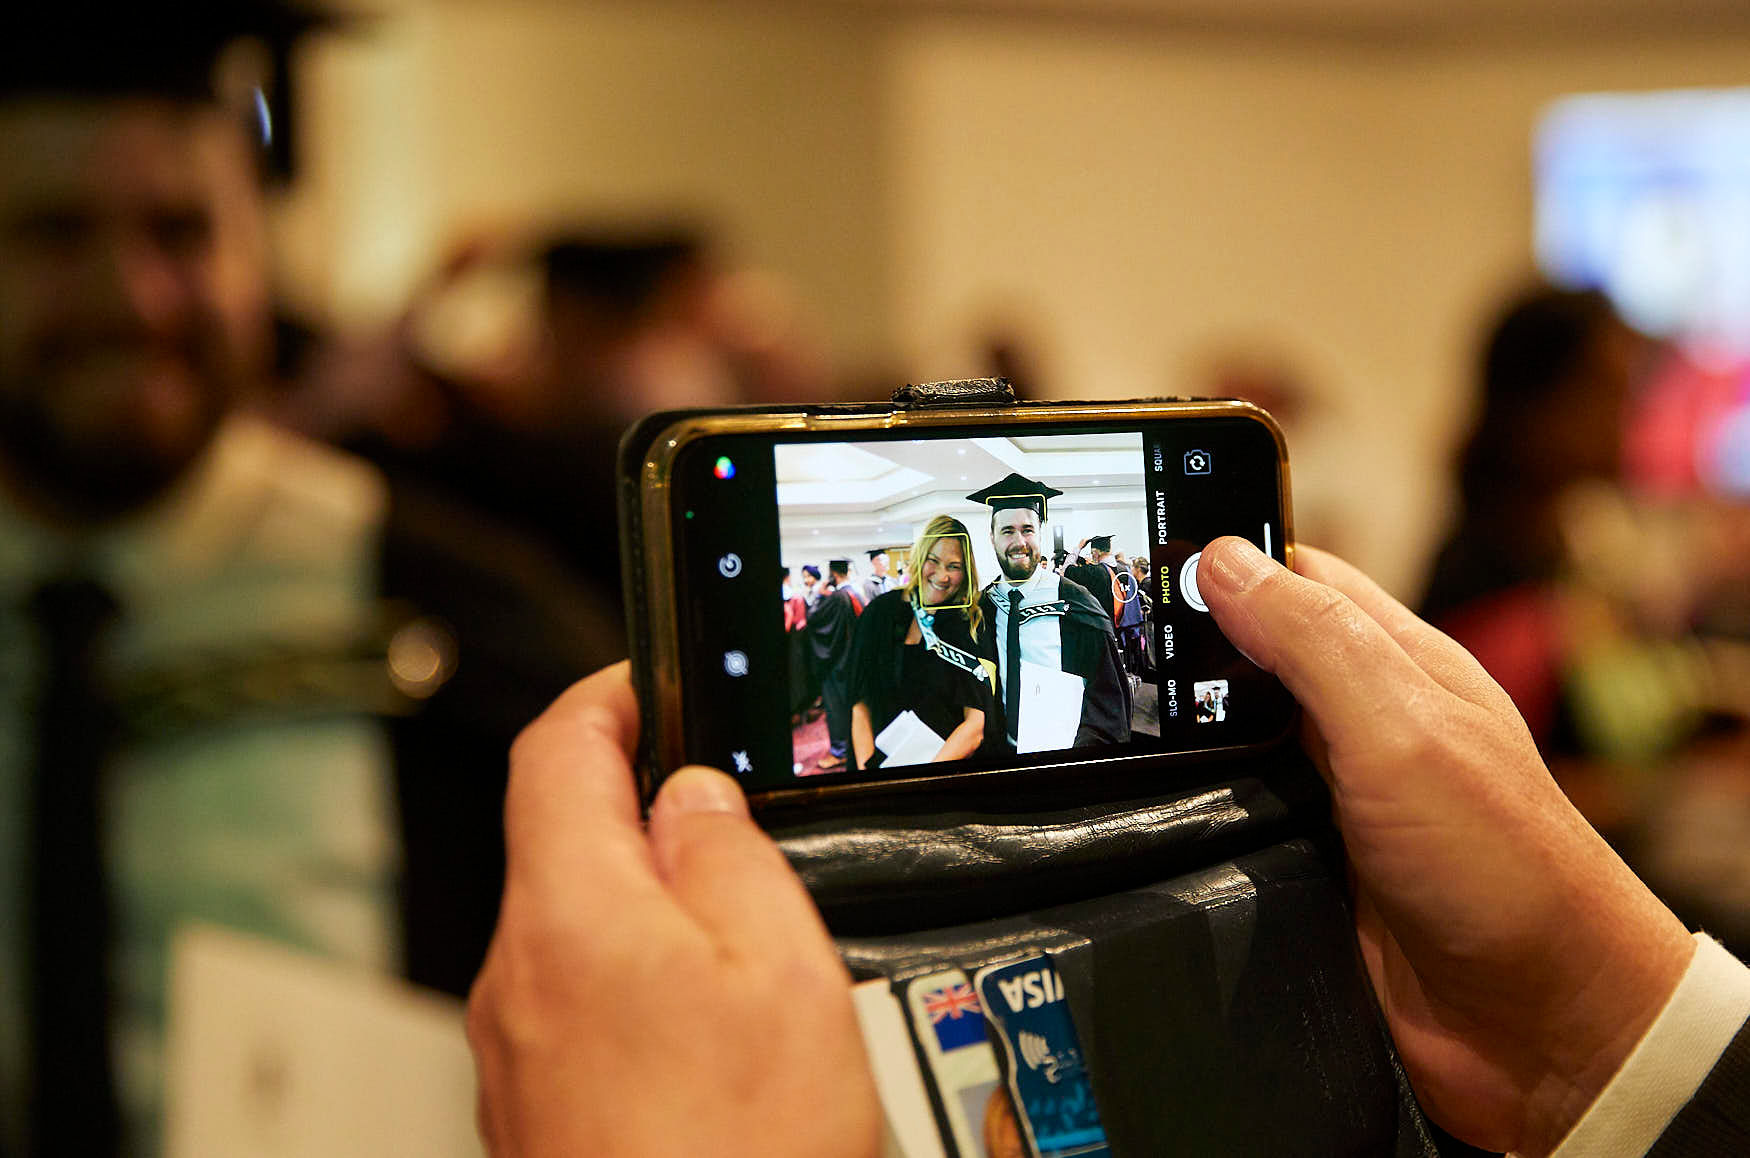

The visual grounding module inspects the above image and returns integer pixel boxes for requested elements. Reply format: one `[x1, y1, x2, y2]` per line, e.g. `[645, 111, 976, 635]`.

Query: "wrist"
[1517, 897, 1695, 1156]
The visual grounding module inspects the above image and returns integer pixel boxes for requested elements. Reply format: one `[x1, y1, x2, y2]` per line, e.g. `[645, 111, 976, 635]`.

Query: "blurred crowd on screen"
[1, 2, 1748, 1155]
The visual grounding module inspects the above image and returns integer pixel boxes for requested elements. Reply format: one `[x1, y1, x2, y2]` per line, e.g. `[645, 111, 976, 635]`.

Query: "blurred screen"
[1535, 87, 1750, 497]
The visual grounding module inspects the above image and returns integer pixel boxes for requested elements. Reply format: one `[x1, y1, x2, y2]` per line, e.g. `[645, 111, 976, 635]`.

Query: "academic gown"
[980, 571, 1131, 750]
[1063, 560, 1119, 623]
[806, 586, 861, 753]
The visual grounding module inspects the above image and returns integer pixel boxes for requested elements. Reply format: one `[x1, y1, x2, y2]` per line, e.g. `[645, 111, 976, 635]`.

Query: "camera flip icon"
[1183, 449, 1212, 475]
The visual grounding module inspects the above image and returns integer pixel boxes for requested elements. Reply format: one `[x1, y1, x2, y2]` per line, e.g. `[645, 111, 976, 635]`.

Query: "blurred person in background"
[1419, 281, 1750, 956]
[800, 561, 823, 611]
[272, 226, 833, 615]
[1125, 553, 1154, 679]
[1418, 286, 1643, 670]
[859, 547, 895, 606]
[0, 6, 617, 1154]
[783, 566, 814, 726]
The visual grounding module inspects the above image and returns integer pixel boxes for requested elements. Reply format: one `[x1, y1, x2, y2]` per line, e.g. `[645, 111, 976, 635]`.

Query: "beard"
[0, 325, 237, 525]
[998, 543, 1039, 581]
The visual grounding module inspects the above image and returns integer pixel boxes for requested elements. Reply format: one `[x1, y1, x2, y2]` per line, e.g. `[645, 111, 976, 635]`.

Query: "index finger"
[502, 661, 667, 918]
[1292, 546, 1517, 715]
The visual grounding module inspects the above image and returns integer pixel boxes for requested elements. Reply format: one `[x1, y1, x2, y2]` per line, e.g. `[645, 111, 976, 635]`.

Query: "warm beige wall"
[884, 19, 1750, 594]
[272, 4, 1750, 595]
[273, 1, 893, 372]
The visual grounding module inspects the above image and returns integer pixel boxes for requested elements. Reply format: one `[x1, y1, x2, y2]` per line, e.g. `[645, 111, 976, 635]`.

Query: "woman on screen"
[848, 515, 998, 771]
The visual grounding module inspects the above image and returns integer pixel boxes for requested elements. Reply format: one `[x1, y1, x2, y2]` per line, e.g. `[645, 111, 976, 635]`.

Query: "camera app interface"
[675, 419, 1290, 793]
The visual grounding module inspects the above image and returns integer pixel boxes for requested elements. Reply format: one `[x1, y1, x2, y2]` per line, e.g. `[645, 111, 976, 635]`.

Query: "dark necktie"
[1006, 589, 1023, 741]
[28, 576, 122, 1157]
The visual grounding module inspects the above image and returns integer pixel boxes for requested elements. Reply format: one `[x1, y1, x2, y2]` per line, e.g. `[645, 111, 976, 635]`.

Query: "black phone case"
[618, 384, 1452, 1156]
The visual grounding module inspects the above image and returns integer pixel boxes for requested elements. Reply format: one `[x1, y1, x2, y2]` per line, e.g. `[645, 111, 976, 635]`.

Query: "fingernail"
[659, 767, 747, 817]
[1207, 537, 1278, 593]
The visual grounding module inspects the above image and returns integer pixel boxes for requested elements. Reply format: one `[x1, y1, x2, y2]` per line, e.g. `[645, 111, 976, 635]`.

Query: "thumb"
[1198, 537, 1440, 746]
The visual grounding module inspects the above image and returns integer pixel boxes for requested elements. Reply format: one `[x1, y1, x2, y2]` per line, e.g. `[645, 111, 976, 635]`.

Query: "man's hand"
[467, 662, 881, 1158]
[1200, 538, 1694, 1156]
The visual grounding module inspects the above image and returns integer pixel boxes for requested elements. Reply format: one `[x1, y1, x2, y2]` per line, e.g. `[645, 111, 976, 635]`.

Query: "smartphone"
[620, 398, 1295, 807]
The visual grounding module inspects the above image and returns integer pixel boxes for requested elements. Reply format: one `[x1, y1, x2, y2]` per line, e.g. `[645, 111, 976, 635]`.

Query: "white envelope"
[163, 925, 482, 1158]
[1015, 660, 1085, 754]
[874, 709, 947, 767]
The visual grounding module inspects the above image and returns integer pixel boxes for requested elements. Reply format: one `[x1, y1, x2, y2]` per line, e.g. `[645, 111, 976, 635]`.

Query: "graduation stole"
[912, 603, 985, 678]
[1016, 600, 1070, 625]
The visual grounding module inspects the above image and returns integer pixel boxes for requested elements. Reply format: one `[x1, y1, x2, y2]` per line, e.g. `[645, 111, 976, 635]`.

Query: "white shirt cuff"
[1546, 933, 1750, 1158]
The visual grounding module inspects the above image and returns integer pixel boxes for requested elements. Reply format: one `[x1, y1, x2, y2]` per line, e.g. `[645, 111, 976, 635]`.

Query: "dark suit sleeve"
[380, 481, 625, 997]
[1646, 1016, 1750, 1157]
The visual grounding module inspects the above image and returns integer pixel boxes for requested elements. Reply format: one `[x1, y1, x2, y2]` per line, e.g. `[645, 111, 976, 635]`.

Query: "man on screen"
[968, 473, 1129, 753]
[860, 547, 896, 606]
[1064, 534, 1121, 623]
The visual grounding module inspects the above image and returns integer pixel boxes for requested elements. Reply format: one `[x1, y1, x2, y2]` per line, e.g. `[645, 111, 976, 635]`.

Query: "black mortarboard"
[828, 559, 852, 575]
[865, 548, 890, 560]
[1089, 534, 1113, 551]
[965, 472, 1062, 520]
[3, 2, 339, 102]
[3, 2, 345, 182]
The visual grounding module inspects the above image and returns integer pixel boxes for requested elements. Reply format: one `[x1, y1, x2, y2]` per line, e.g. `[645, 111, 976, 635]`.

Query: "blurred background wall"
[268, 0, 1750, 596]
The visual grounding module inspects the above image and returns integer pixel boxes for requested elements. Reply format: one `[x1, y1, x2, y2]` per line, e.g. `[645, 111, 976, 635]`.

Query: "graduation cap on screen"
[865, 547, 891, 560]
[1089, 534, 1113, 551]
[965, 472, 1062, 521]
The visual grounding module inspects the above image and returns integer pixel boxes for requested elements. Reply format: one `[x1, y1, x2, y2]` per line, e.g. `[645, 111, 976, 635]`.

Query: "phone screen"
[661, 414, 1293, 796]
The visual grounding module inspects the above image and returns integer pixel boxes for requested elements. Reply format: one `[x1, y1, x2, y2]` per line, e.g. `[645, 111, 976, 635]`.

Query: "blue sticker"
[973, 955, 1109, 1158]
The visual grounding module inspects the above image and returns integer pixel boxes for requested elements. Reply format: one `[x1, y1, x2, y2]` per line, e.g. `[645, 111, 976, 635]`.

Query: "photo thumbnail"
[1193, 679, 1229, 724]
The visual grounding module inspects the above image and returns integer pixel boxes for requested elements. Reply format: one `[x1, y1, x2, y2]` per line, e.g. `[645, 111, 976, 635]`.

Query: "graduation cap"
[1089, 534, 1113, 552]
[828, 559, 852, 576]
[4, 2, 347, 182]
[4, 2, 337, 100]
[964, 472, 1062, 521]
[865, 547, 892, 560]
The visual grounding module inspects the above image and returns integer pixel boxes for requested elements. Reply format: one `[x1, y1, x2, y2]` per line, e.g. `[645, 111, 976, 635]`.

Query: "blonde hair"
[903, 514, 984, 641]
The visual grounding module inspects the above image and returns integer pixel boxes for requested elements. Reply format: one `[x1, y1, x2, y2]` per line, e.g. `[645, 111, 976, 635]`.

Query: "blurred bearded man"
[0, 7, 616, 1154]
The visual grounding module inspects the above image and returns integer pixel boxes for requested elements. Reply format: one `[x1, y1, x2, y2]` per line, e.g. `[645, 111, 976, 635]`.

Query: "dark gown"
[846, 590, 998, 771]
[806, 585, 861, 756]
[1063, 560, 1118, 623]
[978, 574, 1131, 751]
